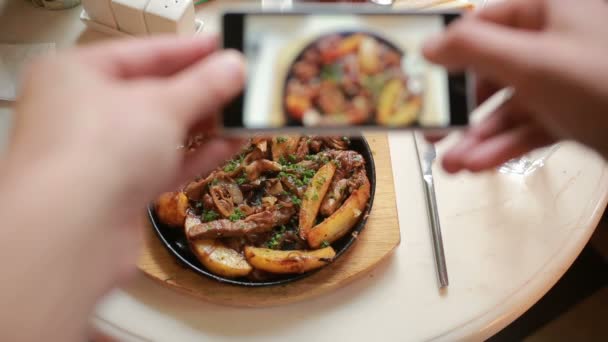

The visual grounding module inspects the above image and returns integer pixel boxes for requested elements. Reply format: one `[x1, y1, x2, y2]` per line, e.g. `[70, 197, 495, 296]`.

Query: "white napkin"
[0, 43, 56, 101]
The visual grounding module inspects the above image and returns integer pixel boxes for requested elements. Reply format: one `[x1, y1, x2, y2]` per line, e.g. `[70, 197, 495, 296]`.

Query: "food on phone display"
[154, 136, 372, 280]
[285, 32, 423, 127]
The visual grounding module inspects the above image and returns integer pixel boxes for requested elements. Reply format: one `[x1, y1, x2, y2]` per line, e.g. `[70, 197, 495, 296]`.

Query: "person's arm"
[0, 35, 245, 341]
[423, 0, 608, 173]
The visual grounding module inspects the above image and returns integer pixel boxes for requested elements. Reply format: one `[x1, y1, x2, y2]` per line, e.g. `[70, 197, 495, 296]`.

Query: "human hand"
[0, 35, 244, 341]
[423, 0, 608, 173]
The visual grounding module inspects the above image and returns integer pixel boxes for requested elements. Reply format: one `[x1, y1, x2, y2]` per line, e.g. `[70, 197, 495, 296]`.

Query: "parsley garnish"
[312, 193, 319, 201]
[236, 176, 247, 185]
[302, 169, 315, 178]
[276, 136, 287, 143]
[320, 241, 331, 248]
[202, 210, 219, 222]
[228, 208, 244, 222]
[291, 194, 302, 206]
[295, 178, 304, 187]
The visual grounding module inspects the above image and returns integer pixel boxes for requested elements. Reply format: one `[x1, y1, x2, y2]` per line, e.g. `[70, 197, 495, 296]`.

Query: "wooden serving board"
[136, 133, 400, 307]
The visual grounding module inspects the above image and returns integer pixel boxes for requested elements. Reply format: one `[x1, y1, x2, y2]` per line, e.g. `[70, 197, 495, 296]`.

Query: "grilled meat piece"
[186, 204, 296, 239]
[322, 137, 349, 150]
[245, 159, 282, 181]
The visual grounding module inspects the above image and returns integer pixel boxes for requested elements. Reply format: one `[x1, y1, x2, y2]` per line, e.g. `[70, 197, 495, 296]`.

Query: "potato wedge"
[358, 36, 381, 74]
[271, 136, 300, 162]
[191, 239, 252, 278]
[244, 246, 336, 274]
[299, 162, 336, 239]
[307, 179, 371, 248]
[386, 97, 421, 127]
[377, 79, 405, 126]
[154, 191, 188, 227]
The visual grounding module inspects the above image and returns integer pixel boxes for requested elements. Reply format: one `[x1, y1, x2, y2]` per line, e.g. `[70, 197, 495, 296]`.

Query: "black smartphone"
[222, 9, 472, 134]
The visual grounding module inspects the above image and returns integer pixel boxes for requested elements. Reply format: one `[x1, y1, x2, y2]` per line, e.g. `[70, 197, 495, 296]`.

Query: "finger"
[164, 50, 246, 126]
[424, 131, 447, 143]
[476, 77, 503, 106]
[462, 125, 555, 172]
[177, 138, 245, 186]
[476, 0, 547, 30]
[442, 99, 524, 172]
[469, 98, 525, 140]
[78, 35, 218, 78]
[442, 132, 481, 173]
[423, 19, 541, 85]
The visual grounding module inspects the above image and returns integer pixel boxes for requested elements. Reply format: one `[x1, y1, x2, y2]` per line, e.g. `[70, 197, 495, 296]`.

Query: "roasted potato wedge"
[377, 79, 405, 126]
[307, 179, 371, 248]
[191, 239, 253, 278]
[155, 191, 188, 227]
[386, 97, 421, 127]
[358, 36, 381, 74]
[271, 136, 301, 162]
[299, 162, 336, 239]
[244, 246, 336, 274]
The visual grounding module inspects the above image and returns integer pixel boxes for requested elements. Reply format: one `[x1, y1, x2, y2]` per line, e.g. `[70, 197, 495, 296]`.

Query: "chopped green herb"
[291, 194, 302, 206]
[305, 155, 317, 161]
[312, 193, 319, 201]
[202, 210, 219, 222]
[194, 202, 204, 210]
[279, 156, 288, 165]
[295, 178, 304, 187]
[276, 136, 287, 143]
[302, 169, 315, 178]
[316, 176, 327, 187]
[320, 241, 331, 248]
[211, 178, 220, 186]
[236, 176, 247, 185]
[320, 64, 342, 82]
[288, 154, 297, 162]
[228, 208, 244, 222]
[223, 159, 239, 172]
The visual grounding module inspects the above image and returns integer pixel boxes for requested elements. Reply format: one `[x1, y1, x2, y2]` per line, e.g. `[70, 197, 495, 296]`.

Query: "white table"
[1, 1, 606, 341]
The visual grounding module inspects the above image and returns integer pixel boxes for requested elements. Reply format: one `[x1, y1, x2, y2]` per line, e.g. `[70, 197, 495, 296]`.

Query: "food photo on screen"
[242, 13, 452, 130]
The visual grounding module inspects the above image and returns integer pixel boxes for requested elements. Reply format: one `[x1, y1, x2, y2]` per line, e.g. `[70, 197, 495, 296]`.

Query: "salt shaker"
[111, 0, 151, 35]
[145, 0, 197, 36]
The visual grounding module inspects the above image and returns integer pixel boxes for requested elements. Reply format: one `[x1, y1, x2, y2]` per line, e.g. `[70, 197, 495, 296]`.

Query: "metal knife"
[413, 132, 449, 288]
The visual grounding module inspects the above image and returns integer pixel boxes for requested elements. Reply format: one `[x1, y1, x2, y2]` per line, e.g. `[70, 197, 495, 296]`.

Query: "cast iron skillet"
[148, 137, 376, 287]
[284, 30, 406, 127]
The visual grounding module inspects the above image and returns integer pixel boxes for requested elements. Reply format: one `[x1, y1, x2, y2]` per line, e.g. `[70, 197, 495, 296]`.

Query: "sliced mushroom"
[245, 159, 282, 181]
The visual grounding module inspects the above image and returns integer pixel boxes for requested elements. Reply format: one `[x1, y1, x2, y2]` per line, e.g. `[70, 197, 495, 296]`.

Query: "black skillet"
[148, 137, 376, 287]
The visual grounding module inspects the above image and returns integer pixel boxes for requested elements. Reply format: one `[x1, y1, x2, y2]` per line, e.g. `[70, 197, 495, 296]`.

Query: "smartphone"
[222, 9, 472, 134]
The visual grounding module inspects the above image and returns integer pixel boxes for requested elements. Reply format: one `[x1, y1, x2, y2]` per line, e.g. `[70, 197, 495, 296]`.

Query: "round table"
[1, 1, 606, 341]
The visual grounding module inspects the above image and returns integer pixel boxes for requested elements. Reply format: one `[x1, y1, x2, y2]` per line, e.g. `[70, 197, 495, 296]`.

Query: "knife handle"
[422, 175, 449, 288]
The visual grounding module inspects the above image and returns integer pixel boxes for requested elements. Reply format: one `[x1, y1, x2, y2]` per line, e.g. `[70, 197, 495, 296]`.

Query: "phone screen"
[223, 10, 470, 132]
